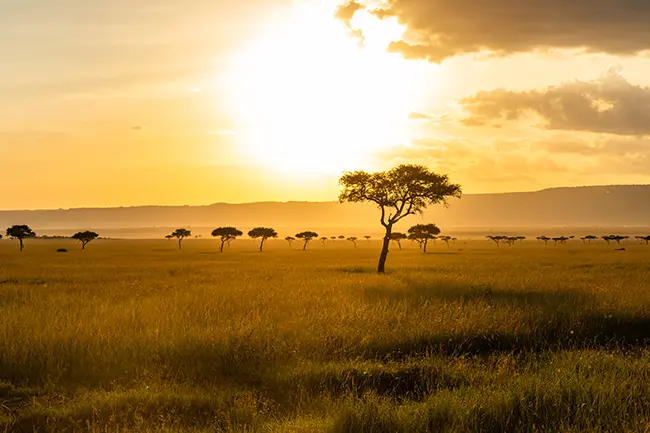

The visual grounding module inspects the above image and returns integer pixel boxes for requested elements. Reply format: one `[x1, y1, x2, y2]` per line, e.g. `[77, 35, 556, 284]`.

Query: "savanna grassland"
[1, 237, 650, 432]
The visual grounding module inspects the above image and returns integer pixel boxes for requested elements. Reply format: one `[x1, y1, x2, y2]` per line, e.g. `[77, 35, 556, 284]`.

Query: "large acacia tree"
[248, 227, 277, 251]
[72, 231, 99, 250]
[211, 227, 243, 252]
[339, 164, 461, 273]
[6, 225, 36, 252]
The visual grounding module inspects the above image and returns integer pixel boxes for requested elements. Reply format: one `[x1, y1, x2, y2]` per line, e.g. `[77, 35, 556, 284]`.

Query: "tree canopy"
[407, 223, 441, 253]
[6, 225, 36, 251]
[72, 231, 99, 250]
[211, 227, 243, 252]
[248, 227, 278, 251]
[296, 231, 319, 250]
[170, 228, 191, 249]
[390, 232, 407, 249]
[339, 164, 461, 273]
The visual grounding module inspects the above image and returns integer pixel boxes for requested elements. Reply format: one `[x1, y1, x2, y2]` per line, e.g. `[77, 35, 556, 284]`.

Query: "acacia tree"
[248, 227, 277, 251]
[338, 235, 345, 240]
[295, 231, 319, 250]
[211, 227, 243, 252]
[439, 235, 453, 248]
[364, 236, 371, 241]
[487, 235, 502, 247]
[340, 165, 460, 273]
[390, 232, 407, 250]
[407, 224, 442, 253]
[602, 235, 613, 245]
[6, 225, 36, 251]
[347, 236, 358, 248]
[285, 236, 296, 247]
[636, 235, 650, 245]
[537, 236, 551, 245]
[170, 228, 191, 249]
[330, 236, 337, 241]
[320, 237, 328, 245]
[585, 235, 597, 243]
[72, 231, 99, 250]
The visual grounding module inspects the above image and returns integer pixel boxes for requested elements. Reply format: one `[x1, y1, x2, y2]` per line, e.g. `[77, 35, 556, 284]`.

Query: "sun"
[226, 0, 431, 175]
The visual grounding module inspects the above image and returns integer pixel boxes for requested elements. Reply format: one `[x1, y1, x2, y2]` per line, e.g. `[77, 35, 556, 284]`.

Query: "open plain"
[1, 237, 650, 432]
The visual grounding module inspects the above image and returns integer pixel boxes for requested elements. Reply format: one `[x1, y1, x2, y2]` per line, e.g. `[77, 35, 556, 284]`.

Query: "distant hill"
[1, 185, 649, 236]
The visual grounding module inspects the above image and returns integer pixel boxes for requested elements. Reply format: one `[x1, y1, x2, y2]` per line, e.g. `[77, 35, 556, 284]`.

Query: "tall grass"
[1, 238, 649, 431]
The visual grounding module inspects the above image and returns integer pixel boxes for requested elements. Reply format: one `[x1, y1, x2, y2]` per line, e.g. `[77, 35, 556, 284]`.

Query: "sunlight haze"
[3, 0, 650, 209]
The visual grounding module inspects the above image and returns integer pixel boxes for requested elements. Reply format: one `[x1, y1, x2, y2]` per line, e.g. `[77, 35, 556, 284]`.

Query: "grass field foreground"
[1, 238, 650, 431]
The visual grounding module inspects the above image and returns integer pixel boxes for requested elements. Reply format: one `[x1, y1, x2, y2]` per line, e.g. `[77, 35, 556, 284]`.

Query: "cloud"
[459, 71, 650, 135]
[363, 0, 650, 61]
[335, 1, 364, 27]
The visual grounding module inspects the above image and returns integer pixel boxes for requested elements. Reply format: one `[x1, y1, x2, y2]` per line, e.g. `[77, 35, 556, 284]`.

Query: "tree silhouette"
[487, 235, 502, 247]
[407, 224, 441, 253]
[602, 235, 613, 245]
[211, 227, 243, 252]
[320, 237, 328, 245]
[330, 236, 337, 241]
[296, 231, 319, 251]
[439, 235, 453, 248]
[338, 235, 345, 240]
[170, 228, 191, 249]
[339, 165, 460, 273]
[285, 236, 296, 247]
[537, 236, 551, 245]
[585, 235, 597, 243]
[248, 227, 277, 252]
[364, 236, 371, 241]
[636, 235, 650, 245]
[347, 236, 358, 248]
[516, 236, 526, 243]
[6, 225, 36, 251]
[165, 235, 173, 240]
[72, 231, 99, 250]
[390, 232, 407, 250]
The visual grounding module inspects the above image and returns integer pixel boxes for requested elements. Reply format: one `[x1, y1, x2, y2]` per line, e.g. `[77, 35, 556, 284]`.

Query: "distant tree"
[537, 236, 551, 245]
[169, 228, 191, 249]
[330, 236, 337, 241]
[165, 234, 173, 240]
[487, 235, 502, 247]
[6, 225, 36, 251]
[320, 237, 328, 245]
[296, 231, 319, 251]
[390, 232, 407, 250]
[364, 236, 371, 241]
[407, 224, 441, 253]
[338, 235, 345, 240]
[285, 236, 296, 247]
[636, 235, 650, 245]
[211, 227, 243, 252]
[439, 235, 453, 248]
[248, 227, 278, 251]
[585, 235, 597, 243]
[340, 165, 460, 273]
[347, 236, 358, 248]
[602, 235, 613, 245]
[516, 236, 526, 243]
[72, 231, 99, 250]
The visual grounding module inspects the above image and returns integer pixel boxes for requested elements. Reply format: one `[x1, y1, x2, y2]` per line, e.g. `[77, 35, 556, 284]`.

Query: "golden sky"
[3, 0, 650, 209]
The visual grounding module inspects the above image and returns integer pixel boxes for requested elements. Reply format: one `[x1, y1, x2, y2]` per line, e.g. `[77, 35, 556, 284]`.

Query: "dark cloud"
[460, 72, 650, 136]
[364, 0, 650, 61]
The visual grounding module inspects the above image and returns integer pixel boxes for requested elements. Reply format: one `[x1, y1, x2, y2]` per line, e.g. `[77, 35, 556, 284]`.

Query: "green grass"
[1, 238, 650, 432]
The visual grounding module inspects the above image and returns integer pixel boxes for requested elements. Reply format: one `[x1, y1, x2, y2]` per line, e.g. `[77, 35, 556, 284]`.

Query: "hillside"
[1, 185, 649, 235]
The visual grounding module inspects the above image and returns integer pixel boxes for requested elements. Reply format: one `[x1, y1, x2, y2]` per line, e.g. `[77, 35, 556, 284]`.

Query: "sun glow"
[227, 1, 430, 175]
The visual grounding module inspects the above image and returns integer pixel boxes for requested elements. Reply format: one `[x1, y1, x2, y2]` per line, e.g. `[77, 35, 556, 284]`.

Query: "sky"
[2, 0, 650, 209]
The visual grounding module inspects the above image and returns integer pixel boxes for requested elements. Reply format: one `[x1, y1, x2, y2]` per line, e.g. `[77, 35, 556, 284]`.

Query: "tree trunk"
[220, 240, 225, 252]
[377, 225, 392, 273]
[178, 238, 182, 250]
[82, 242, 86, 250]
[423, 239, 428, 253]
[260, 239, 265, 252]
[19, 238, 23, 252]
[303, 241, 307, 251]
[398, 242, 402, 250]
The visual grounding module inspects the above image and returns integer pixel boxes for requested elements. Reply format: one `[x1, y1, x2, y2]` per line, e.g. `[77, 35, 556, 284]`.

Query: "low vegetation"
[1, 239, 650, 431]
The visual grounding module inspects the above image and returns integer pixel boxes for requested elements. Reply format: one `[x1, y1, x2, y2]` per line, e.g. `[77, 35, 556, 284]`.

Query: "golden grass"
[1, 238, 650, 431]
